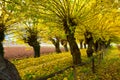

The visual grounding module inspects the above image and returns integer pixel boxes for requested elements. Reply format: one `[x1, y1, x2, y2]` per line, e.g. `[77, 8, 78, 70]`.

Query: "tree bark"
[84, 31, 94, 57]
[84, 43, 87, 49]
[0, 23, 21, 80]
[55, 43, 61, 53]
[97, 39, 106, 51]
[0, 42, 4, 57]
[0, 23, 5, 57]
[67, 32, 81, 65]
[94, 41, 99, 52]
[63, 43, 69, 52]
[0, 56, 21, 80]
[106, 39, 111, 48]
[79, 39, 83, 49]
[61, 39, 68, 52]
[50, 37, 61, 53]
[87, 41, 94, 57]
[33, 43, 40, 58]
[63, 20, 81, 65]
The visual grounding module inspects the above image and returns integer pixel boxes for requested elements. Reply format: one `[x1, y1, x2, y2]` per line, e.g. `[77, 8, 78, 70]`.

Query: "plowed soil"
[4, 46, 64, 60]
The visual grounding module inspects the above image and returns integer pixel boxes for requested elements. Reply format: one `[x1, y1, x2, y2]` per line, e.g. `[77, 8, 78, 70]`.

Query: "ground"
[4, 46, 64, 59]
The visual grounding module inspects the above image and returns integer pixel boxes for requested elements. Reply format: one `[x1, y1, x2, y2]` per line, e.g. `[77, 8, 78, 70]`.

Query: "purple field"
[4, 46, 64, 59]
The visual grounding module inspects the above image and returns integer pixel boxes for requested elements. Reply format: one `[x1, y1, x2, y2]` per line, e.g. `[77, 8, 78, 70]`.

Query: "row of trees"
[0, 0, 120, 65]
[0, 0, 120, 79]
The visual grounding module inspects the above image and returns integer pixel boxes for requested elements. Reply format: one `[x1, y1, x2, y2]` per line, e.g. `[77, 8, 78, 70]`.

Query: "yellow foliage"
[63, 77, 68, 80]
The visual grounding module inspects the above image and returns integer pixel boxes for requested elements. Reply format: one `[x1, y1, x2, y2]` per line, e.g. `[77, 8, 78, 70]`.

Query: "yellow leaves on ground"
[12, 52, 72, 80]
[11, 47, 120, 80]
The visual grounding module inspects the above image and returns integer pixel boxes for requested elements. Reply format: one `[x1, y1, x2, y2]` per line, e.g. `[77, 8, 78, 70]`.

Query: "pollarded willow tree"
[45, 22, 69, 53]
[48, 26, 63, 53]
[15, 19, 46, 58]
[73, 0, 119, 57]
[77, 4, 120, 57]
[0, 0, 15, 57]
[0, 0, 26, 79]
[36, 0, 98, 65]
[0, 0, 27, 57]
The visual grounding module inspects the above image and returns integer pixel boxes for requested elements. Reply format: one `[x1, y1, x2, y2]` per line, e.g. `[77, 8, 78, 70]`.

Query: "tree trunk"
[0, 23, 5, 57]
[79, 40, 83, 49]
[61, 39, 68, 52]
[67, 33, 81, 65]
[84, 31, 94, 57]
[33, 43, 40, 58]
[97, 39, 106, 51]
[94, 41, 99, 52]
[0, 42, 4, 57]
[106, 39, 111, 48]
[63, 20, 81, 65]
[55, 43, 61, 53]
[63, 43, 69, 52]
[0, 23, 21, 80]
[50, 37, 61, 53]
[0, 56, 21, 80]
[84, 43, 87, 49]
[87, 41, 94, 57]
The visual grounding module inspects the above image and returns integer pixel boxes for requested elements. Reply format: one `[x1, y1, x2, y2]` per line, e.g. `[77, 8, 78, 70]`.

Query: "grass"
[11, 47, 120, 80]
[12, 52, 73, 80]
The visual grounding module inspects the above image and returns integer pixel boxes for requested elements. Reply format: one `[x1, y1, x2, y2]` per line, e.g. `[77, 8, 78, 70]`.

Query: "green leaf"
[7, 4, 14, 10]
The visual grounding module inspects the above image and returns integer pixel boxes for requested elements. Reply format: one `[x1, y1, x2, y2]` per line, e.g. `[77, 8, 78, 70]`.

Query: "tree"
[49, 36, 62, 53]
[46, 22, 69, 53]
[47, 26, 63, 53]
[73, 0, 118, 57]
[61, 39, 69, 52]
[0, 0, 25, 79]
[79, 6, 120, 57]
[15, 19, 47, 58]
[36, 0, 95, 65]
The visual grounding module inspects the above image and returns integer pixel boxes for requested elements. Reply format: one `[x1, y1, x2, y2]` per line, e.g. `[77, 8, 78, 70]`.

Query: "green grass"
[11, 47, 120, 80]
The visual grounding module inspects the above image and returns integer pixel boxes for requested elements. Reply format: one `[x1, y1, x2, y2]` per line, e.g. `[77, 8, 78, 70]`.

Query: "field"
[4, 46, 64, 59]
[10, 46, 120, 80]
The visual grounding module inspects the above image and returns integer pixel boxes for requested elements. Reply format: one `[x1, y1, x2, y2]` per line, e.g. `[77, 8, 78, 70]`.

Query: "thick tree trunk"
[33, 43, 40, 58]
[87, 41, 94, 57]
[0, 56, 21, 80]
[50, 37, 61, 53]
[79, 40, 83, 49]
[84, 43, 87, 49]
[0, 23, 21, 80]
[61, 39, 68, 52]
[0, 23, 5, 57]
[97, 39, 106, 51]
[63, 44, 69, 52]
[94, 41, 99, 52]
[67, 33, 81, 65]
[55, 43, 61, 53]
[106, 40, 111, 48]
[84, 31, 94, 57]
[63, 20, 81, 65]
[0, 42, 4, 57]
